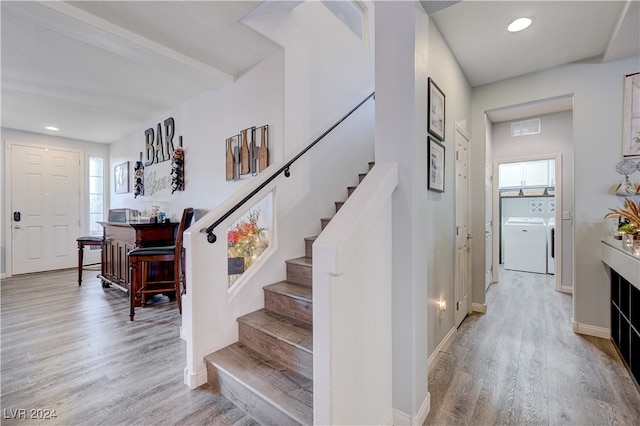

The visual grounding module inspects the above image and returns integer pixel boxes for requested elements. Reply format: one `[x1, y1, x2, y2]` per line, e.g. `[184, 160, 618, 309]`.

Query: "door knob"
[467, 233, 473, 239]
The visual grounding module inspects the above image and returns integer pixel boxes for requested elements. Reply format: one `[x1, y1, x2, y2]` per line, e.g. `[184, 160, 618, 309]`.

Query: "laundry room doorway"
[493, 154, 563, 292]
[485, 95, 574, 293]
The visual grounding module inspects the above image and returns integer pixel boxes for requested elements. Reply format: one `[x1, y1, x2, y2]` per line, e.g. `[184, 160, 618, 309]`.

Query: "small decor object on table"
[428, 77, 445, 141]
[428, 137, 445, 192]
[114, 161, 129, 194]
[614, 159, 639, 195]
[171, 137, 184, 193]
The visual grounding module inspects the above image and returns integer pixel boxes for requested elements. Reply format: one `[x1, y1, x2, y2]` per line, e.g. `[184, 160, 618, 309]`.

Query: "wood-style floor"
[1, 268, 258, 426]
[424, 268, 640, 426]
[5, 267, 640, 426]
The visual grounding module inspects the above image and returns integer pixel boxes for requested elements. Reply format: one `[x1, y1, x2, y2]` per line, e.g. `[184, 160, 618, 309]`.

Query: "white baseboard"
[184, 367, 207, 389]
[393, 392, 430, 426]
[572, 320, 610, 339]
[472, 302, 487, 313]
[427, 326, 456, 372]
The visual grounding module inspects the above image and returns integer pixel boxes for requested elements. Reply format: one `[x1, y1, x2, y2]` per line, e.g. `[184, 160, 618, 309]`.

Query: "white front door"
[10, 144, 81, 275]
[454, 126, 471, 327]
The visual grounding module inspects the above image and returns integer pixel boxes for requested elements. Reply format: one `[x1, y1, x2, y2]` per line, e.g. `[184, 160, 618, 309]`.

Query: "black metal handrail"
[201, 92, 375, 243]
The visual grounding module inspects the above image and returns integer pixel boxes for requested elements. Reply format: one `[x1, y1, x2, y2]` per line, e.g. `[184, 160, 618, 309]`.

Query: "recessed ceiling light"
[45, 126, 60, 131]
[507, 17, 533, 33]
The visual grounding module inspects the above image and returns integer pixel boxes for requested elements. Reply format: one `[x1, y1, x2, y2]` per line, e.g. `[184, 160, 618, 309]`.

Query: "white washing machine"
[547, 217, 555, 274]
[503, 217, 547, 274]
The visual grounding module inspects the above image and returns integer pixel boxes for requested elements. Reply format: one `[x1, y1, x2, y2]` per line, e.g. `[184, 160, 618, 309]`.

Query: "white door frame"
[4, 141, 85, 278]
[492, 153, 563, 292]
[454, 122, 472, 326]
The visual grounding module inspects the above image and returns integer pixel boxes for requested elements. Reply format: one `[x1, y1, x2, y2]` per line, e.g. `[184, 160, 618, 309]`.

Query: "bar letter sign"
[145, 117, 177, 166]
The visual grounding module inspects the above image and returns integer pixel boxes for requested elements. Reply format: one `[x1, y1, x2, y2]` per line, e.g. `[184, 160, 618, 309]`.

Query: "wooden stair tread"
[205, 343, 313, 425]
[238, 309, 312, 353]
[264, 281, 312, 303]
[285, 257, 312, 268]
[303, 236, 317, 243]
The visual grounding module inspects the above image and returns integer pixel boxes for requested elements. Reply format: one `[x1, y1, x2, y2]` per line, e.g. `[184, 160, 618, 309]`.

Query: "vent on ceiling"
[511, 118, 541, 137]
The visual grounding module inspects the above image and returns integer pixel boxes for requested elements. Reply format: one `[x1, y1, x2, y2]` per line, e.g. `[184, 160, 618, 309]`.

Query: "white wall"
[471, 55, 640, 332]
[492, 110, 574, 287]
[375, 3, 429, 421]
[1, 128, 109, 276]
[425, 16, 472, 360]
[182, 0, 376, 392]
[375, 3, 472, 421]
[108, 51, 285, 220]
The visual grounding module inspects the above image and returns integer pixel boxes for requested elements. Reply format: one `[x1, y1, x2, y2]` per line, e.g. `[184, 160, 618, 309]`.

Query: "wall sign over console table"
[138, 117, 186, 197]
[144, 117, 181, 166]
[225, 125, 269, 181]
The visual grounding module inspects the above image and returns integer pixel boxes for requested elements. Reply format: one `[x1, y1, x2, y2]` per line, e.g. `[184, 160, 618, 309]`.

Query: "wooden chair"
[128, 208, 194, 321]
[76, 236, 103, 286]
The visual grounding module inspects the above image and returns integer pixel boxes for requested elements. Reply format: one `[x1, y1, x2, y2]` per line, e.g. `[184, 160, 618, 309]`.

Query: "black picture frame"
[428, 77, 445, 141]
[428, 137, 445, 192]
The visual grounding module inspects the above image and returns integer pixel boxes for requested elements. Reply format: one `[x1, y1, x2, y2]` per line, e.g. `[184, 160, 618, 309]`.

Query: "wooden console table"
[97, 222, 178, 293]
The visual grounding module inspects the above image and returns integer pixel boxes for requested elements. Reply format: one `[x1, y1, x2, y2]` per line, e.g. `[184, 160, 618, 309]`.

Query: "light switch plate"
[562, 211, 570, 220]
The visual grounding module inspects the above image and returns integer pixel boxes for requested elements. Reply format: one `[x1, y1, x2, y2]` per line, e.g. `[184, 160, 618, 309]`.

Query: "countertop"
[601, 237, 640, 289]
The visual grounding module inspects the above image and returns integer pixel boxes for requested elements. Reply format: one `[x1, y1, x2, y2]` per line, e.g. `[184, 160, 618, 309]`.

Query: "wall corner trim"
[184, 367, 207, 390]
[472, 302, 487, 314]
[392, 392, 431, 426]
[572, 320, 610, 339]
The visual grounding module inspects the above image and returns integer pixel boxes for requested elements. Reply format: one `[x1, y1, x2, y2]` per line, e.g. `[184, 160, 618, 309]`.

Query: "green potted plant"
[604, 198, 640, 240]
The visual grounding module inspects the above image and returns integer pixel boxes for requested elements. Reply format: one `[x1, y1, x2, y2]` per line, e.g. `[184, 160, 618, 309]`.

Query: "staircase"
[204, 162, 374, 425]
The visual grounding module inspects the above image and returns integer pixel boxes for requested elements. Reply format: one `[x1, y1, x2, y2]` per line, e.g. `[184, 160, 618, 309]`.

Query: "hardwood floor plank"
[1, 269, 257, 425]
[425, 268, 640, 426]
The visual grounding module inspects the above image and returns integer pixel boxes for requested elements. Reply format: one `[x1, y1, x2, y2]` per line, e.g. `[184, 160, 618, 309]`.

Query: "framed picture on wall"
[114, 161, 129, 194]
[428, 77, 445, 141]
[622, 72, 640, 157]
[428, 137, 445, 192]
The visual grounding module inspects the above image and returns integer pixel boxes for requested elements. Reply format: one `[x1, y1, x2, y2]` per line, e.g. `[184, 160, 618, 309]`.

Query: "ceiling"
[2, 1, 639, 143]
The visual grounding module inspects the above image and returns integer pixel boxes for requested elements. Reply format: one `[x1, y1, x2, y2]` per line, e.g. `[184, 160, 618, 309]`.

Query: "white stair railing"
[313, 162, 398, 425]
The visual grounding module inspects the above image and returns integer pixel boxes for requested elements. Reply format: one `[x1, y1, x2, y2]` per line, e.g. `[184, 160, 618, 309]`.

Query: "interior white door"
[11, 144, 81, 275]
[485, 162, 493, 291]
[454, 126, 471, 327]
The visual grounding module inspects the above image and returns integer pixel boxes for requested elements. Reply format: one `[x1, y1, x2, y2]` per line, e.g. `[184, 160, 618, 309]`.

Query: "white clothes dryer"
[504, 217, 547, 274]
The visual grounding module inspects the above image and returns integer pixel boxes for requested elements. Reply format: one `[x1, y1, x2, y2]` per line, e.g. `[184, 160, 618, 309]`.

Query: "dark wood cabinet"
[610, 268, 640, 387]
[98, 222, 177, 292]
